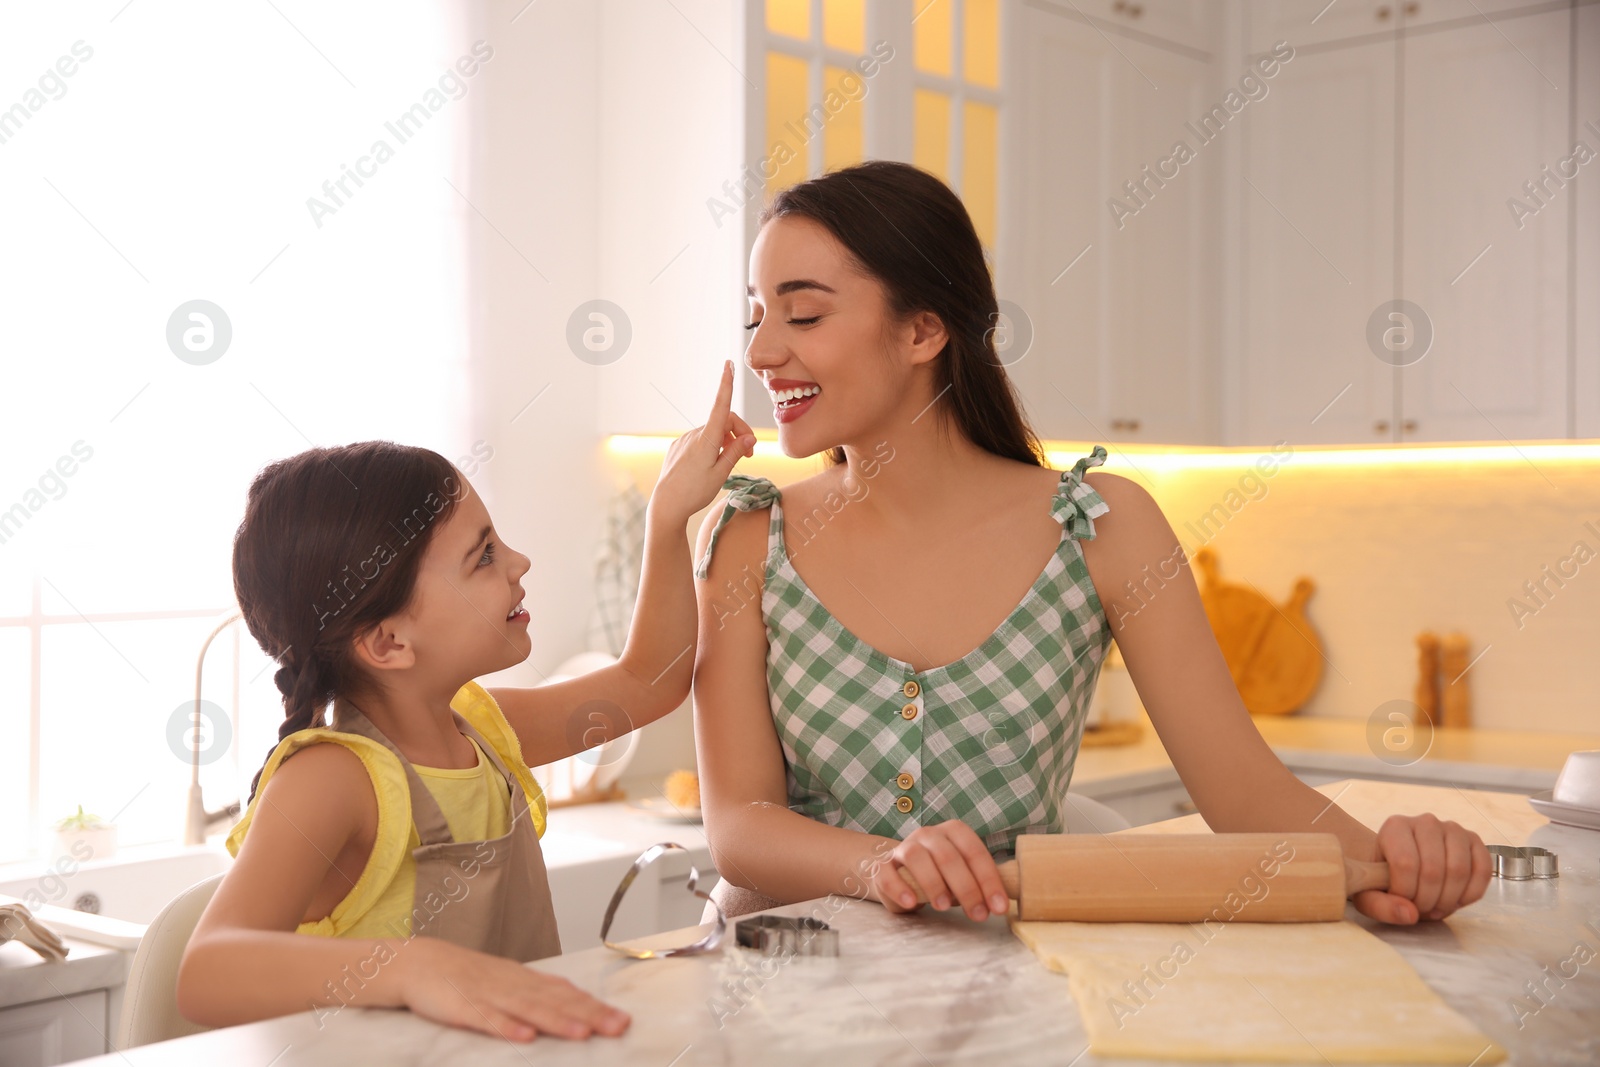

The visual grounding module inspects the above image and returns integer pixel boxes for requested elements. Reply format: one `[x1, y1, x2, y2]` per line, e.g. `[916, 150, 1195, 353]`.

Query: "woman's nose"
[743, 327, 785, 374]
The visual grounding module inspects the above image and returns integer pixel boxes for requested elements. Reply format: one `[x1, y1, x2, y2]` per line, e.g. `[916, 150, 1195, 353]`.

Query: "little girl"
[177, 363, 755, 1043]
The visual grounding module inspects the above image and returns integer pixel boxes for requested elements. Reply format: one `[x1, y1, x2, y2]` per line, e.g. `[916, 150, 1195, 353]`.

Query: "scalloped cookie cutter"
[1487, 844, 1559, 880]
[735, 914, 839, 958]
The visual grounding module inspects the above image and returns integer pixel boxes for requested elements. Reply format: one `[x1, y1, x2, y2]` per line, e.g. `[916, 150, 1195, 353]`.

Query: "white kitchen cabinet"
[1580, 0, 1600, 438]
[1245, 0, 1554, 53]
[1385, 0, 1563, 33]
[1240, 33, 1397, 445]
[0, 992, 107, 1067]
[1398, 6, 1572, 441]
[1247, 0, 1400, 52]
[1240, 2, 1576, 444]
[1042, 0, 1215, 52]
[1008, 1, 1220, 445]
[593, 0, 1589, 446]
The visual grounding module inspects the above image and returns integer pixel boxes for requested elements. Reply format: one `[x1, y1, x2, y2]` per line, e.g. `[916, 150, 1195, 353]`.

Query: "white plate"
[626, 797, 702, 824]
[1527, 790, 1600, 831]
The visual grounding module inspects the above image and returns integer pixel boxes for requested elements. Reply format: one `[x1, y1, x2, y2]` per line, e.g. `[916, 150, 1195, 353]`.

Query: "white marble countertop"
[0, 935, 127, 1010]
[65, 779, 1598, 1066]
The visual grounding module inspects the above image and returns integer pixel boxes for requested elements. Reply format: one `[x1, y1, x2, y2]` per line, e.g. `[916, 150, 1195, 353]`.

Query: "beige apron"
[332, 699, 563, 962]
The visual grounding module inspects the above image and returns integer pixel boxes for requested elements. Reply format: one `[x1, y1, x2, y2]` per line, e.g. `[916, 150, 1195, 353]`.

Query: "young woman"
[178, 365, 754, 1042]
[692, 161, 1491, 927]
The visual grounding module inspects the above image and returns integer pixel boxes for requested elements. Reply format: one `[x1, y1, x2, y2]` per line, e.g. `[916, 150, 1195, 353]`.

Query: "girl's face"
[383, 475, 532, 687]
[744, 216, 943, 458]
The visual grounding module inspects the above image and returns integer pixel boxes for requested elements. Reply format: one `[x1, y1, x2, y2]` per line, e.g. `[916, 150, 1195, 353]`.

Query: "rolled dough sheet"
[1011, 919, 1505, 1064]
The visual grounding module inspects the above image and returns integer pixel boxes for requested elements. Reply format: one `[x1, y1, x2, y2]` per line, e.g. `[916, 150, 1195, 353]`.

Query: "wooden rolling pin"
[898, 833, 1389, 922]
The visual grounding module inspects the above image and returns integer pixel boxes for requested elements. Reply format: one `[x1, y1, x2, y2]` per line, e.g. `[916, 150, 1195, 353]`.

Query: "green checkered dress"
[695, 447, 1112, 861]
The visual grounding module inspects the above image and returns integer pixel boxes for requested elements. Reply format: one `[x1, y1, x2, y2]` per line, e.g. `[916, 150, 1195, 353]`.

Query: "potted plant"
[53, 805, 117, 863]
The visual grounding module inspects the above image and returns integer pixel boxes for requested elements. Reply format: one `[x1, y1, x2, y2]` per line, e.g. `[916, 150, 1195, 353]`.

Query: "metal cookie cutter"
[601, 843, 726, 958]
[1487, 844, 1559, 880]
[735, 915, 839, 958]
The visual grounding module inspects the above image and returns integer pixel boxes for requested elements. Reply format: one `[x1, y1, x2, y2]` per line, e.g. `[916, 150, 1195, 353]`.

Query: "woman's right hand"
[870, 820, 1012, 923]
[401, 937, 630, 1042]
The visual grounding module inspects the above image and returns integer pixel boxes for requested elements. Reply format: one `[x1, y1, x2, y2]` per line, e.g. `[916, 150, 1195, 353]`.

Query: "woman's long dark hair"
[760, 159, 1044, 467]
[233, 442, 463, 801]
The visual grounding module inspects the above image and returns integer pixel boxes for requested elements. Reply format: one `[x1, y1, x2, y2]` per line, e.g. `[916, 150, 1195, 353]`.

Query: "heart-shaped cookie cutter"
[1487, 844, 1559, 880]
[601, 842, 727, 958]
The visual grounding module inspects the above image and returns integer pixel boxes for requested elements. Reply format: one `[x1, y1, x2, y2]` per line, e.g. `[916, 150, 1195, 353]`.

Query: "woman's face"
[745, 215, 940, 459]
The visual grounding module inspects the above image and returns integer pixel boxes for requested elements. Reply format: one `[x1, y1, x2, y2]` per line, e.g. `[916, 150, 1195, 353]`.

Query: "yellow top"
[225, 681, 547, 939]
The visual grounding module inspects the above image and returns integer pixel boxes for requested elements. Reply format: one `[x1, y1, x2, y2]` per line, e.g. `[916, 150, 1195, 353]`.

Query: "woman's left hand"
[1349, 813, 1492, 924]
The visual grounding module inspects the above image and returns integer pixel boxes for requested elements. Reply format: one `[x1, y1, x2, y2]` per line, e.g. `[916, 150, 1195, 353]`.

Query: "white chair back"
[114, 874, 222, 1049]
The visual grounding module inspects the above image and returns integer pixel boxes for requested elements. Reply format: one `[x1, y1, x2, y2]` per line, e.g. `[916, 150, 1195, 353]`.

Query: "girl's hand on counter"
[401, 937, 630, 1042]
[873, 820, 1012, 923]
[1351, 813, 1493, 925]
[649, 360, 756, 528]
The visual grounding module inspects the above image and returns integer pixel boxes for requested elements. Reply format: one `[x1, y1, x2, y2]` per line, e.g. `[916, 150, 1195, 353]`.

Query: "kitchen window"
[0, 1, 475, 864]
[754, 0, 1005, 247]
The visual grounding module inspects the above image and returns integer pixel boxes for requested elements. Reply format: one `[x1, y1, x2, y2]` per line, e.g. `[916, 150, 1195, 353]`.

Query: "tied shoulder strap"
[694, 475, 782, 579]
[1052, 446, 1110, 541]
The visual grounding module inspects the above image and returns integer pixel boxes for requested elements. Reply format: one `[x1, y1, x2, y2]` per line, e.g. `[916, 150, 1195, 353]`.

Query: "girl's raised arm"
[492, 361, 755, 767]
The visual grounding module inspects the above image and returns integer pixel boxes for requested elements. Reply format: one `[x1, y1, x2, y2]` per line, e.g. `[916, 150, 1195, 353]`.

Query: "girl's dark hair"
[233, 441, 463, 801]
[760, 159, 1044, 467]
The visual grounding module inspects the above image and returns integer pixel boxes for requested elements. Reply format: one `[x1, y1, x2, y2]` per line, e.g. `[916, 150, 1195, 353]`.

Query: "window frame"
[0, 573, 242, 862]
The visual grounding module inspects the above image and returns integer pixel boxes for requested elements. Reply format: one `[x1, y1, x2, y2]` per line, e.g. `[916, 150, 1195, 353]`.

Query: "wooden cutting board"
[1194, 548, 1323, 715]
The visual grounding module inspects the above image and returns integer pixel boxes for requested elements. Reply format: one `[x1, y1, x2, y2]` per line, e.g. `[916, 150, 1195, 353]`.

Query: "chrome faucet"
[183, 611, 243, 846]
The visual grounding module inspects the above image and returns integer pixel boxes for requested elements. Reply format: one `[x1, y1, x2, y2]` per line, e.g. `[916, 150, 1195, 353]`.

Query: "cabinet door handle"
[1110, 417, 1142, 433]
[1404, 1, 1419, 15]
[1402, 418, 1418, 433]
[1376, 5, 1392, 19]
[1374, 419, 1390, 434]
[1172, 799, 1198, 815]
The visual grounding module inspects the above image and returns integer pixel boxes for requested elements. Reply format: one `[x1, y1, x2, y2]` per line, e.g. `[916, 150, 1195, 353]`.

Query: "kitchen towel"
[0, 902, 69, 962]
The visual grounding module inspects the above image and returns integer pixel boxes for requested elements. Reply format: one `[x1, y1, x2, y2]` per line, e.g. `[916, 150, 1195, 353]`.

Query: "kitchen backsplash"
[1126, 445, 1600, 735]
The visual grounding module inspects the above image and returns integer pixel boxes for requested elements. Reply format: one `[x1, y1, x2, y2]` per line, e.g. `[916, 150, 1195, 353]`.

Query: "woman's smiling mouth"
[767, 379, 821, 423]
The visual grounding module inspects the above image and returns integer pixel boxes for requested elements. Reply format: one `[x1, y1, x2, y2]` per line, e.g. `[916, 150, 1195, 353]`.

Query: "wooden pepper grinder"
[1413, 632, 1440, 726]
[1439, 632, 1474, 729]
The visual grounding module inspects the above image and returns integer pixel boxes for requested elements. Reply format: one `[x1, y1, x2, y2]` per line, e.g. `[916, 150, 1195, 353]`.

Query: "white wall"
[468, 0, 608, 688]
[468, 0, 743, 782]
[595, 0, 750, 435]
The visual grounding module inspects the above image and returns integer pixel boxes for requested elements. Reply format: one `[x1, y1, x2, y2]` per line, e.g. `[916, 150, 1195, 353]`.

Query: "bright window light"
[0, 2, 476, 862]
